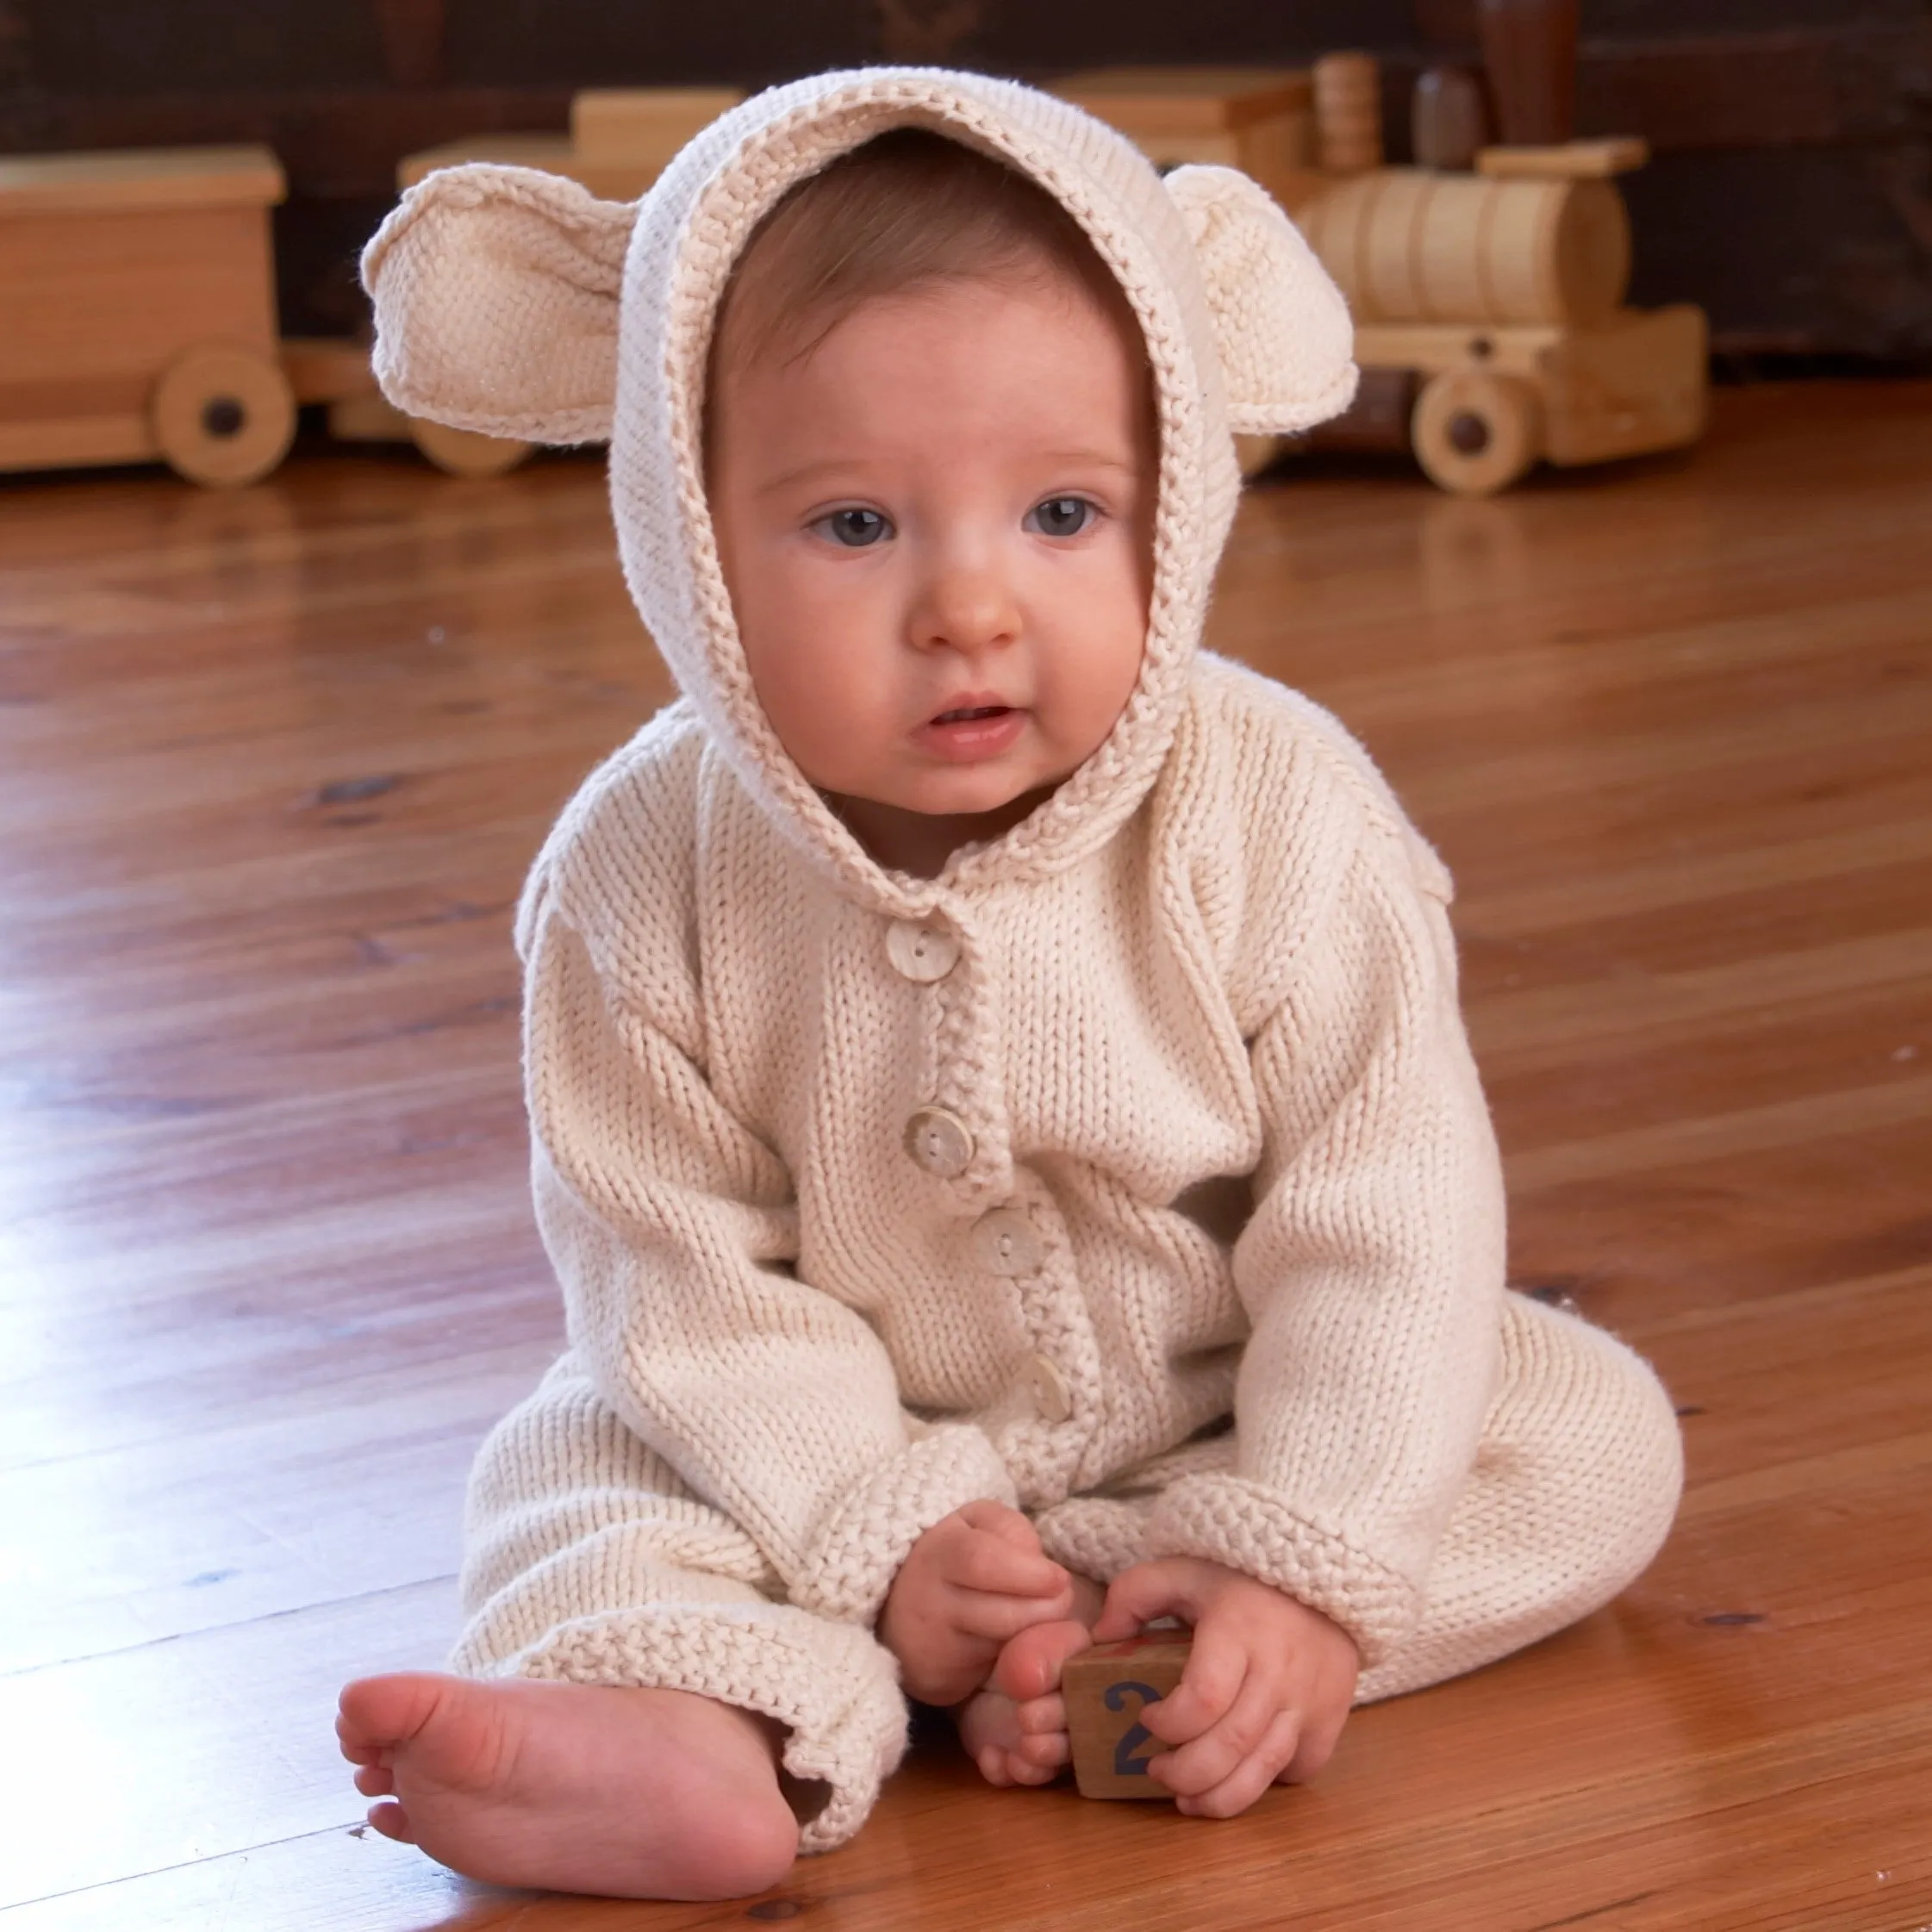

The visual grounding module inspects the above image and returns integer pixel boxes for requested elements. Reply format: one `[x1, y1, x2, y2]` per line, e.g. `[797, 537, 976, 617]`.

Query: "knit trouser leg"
[1356, 1292, 1684, 1705]
[451, 1352, 909, 1854]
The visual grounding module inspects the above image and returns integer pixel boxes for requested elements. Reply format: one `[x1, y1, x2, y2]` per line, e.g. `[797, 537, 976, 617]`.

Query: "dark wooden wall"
[3, 0, 1930, 364]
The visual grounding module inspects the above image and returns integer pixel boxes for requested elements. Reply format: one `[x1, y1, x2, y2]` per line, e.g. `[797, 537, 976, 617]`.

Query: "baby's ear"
[360, 164, 634, 444]
[1162, 165, 1357, 436]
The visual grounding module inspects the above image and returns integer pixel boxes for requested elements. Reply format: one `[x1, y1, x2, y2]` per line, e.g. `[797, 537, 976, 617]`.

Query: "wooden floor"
[3, 386, 1929, 1931]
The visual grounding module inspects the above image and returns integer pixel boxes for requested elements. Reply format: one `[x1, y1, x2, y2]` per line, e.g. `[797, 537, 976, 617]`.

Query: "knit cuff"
[1142, 1474, 1421, 1667]
[1032, 1495, 1152, 1584]
[788, 1424, 1019, 1627]
[481, 1599, 908, 1854]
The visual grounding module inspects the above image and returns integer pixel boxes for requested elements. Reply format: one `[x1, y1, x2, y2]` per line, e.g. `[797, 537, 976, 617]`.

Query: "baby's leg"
[1358, 1292, 1683, 1705]
[338, 1672, 798, 1900]
[956, 1573, 1108, 1786]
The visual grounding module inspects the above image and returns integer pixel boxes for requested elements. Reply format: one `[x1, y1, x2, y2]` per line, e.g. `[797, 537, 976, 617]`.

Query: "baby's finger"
[948, 1581, 1075, 1643]
[1175, 1711, 1303, 1820]
[1275, 1698, 1349, 1785]
[1090, 1558, 1199, 1642]
[353, 1762, 396, 1798]
[953, 1530, 1070, 1601]
[1147, 1673, 1277, 1796]
[1138, 1632, 1244, 1748]
[961, 1499, 1045, 1549]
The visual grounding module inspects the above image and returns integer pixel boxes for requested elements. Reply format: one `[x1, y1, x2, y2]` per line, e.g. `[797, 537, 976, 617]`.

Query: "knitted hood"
[362, 68, 1356, 912]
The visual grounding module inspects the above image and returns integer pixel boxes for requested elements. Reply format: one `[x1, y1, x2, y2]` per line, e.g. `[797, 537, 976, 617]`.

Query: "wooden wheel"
[149, 346, 296, 488]
[408, 418, 533, 478]
[1412, 369, 1542, 495]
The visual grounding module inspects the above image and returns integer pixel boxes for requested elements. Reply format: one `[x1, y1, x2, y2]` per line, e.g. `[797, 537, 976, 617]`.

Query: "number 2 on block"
[1105, 1680, 1163, 1778]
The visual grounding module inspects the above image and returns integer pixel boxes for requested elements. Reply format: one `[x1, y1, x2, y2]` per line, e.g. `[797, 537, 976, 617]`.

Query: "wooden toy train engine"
[1058, 0, 1707, 495]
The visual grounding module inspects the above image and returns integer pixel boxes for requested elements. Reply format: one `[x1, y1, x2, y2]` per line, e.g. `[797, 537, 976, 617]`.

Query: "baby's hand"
[879, 1500, 1075, 1706]
[1090, 1556, 1360, 1818]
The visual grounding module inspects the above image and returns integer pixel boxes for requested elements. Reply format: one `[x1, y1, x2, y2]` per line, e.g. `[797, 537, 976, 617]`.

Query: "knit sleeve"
[1142, 810, 1506, 1668]
[524, 896, 1017, 1630]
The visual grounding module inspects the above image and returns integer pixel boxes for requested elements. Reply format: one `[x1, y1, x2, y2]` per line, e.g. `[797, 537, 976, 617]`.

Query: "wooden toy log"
[1063, 1634, 1192, 1799]
[1312, 52, 1383, 174]
[1294, 168, 1630, 327]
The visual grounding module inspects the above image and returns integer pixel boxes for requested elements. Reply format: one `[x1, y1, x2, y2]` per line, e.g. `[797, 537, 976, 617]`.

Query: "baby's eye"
[1026, 495, 1096, 538]
[813, 507, 892, 548]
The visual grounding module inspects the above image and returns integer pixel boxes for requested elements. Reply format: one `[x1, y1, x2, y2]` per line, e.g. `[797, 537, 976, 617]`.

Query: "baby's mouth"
[932, 704, 1012, 725]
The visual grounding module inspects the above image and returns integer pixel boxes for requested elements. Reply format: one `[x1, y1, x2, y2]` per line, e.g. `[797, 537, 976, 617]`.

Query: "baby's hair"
[708, 127, 1144, 385]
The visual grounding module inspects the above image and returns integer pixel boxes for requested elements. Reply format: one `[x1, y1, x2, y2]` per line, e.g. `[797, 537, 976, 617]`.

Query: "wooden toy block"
[1063, 1634, 1192, 1799]
[571, 87, 745, 165]
[1049, 68, 1318, 215]
[396, 134, 655, 202]
[398, 91, 745, 203]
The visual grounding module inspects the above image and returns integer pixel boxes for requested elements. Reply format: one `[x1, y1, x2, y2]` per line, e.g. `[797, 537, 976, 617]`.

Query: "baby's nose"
[912, 560, 1020, 652]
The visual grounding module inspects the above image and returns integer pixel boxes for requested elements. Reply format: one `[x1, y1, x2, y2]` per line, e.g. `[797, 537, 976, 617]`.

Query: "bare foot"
[956, 1574, 1106, 1787]
[336, 1671, 800, 1899]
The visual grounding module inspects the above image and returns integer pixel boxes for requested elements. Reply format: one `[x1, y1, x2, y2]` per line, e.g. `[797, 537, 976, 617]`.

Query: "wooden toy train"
[1, 3, 1702, 495]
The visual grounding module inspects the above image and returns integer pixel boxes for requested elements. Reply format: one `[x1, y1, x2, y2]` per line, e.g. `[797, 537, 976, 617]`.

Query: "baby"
[338, 70, 1684, 1903]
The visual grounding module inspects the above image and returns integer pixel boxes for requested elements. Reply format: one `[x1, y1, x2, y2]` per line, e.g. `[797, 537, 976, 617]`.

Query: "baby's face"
[708, 271, 1154, 875]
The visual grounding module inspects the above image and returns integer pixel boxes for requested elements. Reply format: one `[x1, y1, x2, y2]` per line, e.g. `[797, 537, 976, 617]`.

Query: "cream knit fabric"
[364, 70, 1684, 1854]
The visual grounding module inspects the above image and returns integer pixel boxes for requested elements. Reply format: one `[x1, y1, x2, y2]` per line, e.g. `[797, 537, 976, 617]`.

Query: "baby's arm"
[1144, 759, 1508, 1676]
[1091, 1557, 1358, 1817]
[877, 1501, 1075, 1705]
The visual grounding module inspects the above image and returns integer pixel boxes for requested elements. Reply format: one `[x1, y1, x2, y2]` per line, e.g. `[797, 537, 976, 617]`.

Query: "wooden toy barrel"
[1297, 166, 1629, 327]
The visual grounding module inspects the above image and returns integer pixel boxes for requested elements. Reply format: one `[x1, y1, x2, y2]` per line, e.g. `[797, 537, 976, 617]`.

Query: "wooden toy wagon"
[0, 145, 300, 486]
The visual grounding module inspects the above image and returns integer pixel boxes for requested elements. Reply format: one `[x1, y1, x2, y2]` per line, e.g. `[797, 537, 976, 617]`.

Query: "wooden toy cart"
[316, 87, 750, 476]
[0, 146, 298, 486]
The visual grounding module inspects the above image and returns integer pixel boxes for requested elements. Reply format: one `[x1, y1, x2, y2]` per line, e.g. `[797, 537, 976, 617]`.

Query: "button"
[886, 920, 959, 983]
[1024, 1352, 1075, 1424]
[903, 1106, 974, 1178]
[971, 1207, 1042, 1278]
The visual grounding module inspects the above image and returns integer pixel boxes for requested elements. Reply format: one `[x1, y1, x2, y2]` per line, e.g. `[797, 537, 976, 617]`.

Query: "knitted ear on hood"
[359, 164, 635, 444]
[1162, 165, 1357, 436]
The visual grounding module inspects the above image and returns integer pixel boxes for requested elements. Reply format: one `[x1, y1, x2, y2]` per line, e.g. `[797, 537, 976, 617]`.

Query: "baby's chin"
[821, 775, 1072, 876]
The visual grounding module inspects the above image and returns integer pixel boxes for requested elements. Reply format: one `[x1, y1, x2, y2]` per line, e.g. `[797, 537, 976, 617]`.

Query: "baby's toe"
[365, 1799, 416, 1844]
[1014, 1692, 1068, 1736]
[1015, 1729, 1069, 1771]
[354, 1763, 396, 1798]
[990, 1618, 1091, 1702]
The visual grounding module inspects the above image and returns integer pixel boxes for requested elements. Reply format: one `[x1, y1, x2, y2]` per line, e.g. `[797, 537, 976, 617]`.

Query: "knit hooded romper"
[361, 68, 1685, 1853]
